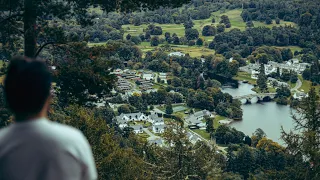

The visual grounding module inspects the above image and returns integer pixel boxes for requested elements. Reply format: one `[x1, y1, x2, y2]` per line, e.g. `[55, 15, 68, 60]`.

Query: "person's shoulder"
[47, 122, 92, 161]
[48, 121, 87, 143]
[0, 126, 12, 144]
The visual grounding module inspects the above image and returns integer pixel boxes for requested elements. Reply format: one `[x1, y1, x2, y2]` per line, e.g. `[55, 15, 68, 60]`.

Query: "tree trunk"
[24, 0, 36, 58]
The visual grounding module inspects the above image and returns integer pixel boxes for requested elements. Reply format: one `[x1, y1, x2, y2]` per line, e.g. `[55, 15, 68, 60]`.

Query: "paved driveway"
[143, 128, 160, 140]
[291, 78, 302, 91]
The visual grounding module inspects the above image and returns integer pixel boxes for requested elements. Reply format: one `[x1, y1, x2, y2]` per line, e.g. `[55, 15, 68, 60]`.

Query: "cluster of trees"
[268, 68, 298, 84]
[146, 24, 163, 35]
[220, 15, 231, 28]
[215, 125, 245, 144]
[209, 26, 319, 59]
[275, 86, 291, 105]
[130, 0, 226, 25]
[125, 90, 183, 112]
[202, 25, 217, 36]
[240, 0, 320, 31]
[249, 46, 293, 64]
[165, 80, 243, 119]
[303, 60, 320, 84]
[257, 64, 268, 92]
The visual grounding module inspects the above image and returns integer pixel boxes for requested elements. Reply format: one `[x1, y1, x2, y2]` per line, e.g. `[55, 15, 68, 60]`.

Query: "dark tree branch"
[35, 42, 56, 57]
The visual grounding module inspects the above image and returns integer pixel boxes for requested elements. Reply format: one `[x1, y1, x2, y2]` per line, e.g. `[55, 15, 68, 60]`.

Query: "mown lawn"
[298, 75, 320, 94]
[233, 71, 256, 85]
[211, 9, 296, 31]
[192, 129, 210, 140]
[214, 115, 226, 129]
[137, 43, 215, 58]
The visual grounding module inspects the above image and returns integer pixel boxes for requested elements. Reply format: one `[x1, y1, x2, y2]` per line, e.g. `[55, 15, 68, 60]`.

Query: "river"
[221, 82, 295, 143]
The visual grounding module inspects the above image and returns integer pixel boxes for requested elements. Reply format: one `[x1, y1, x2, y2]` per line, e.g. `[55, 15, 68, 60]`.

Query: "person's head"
[4, 56, 52, 121]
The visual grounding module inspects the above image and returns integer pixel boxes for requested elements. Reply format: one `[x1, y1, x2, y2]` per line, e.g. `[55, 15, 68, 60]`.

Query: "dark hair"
[4, 57, 52, 118]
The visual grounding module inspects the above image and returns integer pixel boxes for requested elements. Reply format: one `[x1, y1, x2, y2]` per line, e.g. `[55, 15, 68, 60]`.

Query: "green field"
[214, 115, 226, 129]
[298, 75, 320, 93]
[138, 42, 215, 58]
[233, 71, 256, 85]
[192, 129, 211, 140]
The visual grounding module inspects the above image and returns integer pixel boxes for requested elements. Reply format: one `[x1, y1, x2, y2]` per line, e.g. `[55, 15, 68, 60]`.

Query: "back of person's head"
[4, 57, 52, 120]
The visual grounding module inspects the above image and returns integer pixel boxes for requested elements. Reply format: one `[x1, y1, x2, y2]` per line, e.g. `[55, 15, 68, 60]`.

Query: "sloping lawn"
[192, 129, 210, 140]
[298, 75, 320, 94]
[233, 71, 256, 85]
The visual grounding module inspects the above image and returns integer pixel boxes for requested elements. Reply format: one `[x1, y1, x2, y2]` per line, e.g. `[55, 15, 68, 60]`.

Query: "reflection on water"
[221, 82, 256, 96]
[221, 82, 294, 144]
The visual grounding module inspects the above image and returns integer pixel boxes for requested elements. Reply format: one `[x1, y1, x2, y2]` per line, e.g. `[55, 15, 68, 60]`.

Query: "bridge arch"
[233, 93, 276, 104]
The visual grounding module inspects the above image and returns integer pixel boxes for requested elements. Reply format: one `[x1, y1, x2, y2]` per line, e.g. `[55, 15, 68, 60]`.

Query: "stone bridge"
[233, 93, 277, 104]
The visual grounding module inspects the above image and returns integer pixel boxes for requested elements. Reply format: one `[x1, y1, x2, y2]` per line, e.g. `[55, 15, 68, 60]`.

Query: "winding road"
[291, 78, 302, 91]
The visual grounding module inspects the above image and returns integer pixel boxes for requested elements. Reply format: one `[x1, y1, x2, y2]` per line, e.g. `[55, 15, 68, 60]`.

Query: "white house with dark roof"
[185, 110, 214, 126]
[115, 116, 128, 129]
[153, 124, 166, 134]
[115, 112, 166, 131]
[149, 113, 165, 125]
[130, 125, 144, 134]
[117, 112, 148, 122]
[142, 72, 154, 81]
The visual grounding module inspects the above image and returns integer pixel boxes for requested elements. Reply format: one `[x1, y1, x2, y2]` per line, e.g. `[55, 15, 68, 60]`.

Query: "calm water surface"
[222, 82, 295, 143]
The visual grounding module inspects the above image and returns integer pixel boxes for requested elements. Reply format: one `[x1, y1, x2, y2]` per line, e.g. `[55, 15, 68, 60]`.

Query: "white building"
[117, 112, 148, 122]
[168, 52, 185, 57]
[130, 125, 144, 134]
[115, 112, 166, 134]
[153, 124, 166, 134]
[265, 64, 276, 75]
[293, 92, 308, 100]
[142, 73, 154, 81]
[185, 110, 214, 126]
[149, 113, 165, 125]
[159, 72, 168, 83]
